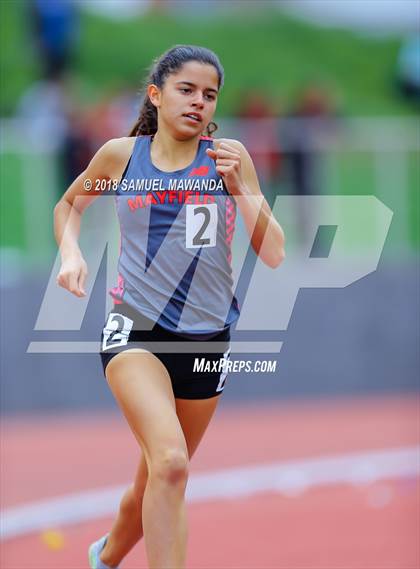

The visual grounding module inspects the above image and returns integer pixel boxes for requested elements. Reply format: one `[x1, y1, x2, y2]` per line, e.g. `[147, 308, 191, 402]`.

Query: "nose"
[192, 92, 205, 108]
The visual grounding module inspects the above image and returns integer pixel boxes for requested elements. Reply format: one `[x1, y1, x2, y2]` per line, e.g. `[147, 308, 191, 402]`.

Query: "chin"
[172, 125, 203, 141]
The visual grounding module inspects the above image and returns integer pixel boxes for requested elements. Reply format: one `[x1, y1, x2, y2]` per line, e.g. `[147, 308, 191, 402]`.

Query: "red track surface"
[1, 393, 419, 568]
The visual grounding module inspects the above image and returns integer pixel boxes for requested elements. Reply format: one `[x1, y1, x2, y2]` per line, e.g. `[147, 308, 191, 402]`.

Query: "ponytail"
[128, 95, 157, 136]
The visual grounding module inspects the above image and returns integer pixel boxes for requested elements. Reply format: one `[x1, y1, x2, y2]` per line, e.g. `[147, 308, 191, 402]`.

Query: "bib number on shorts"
[186, 203, 218, 248]
[102, 313, 134, 352]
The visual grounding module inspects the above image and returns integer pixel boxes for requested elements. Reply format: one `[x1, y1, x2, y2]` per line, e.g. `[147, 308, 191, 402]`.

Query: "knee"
[152, 447, 189, 486]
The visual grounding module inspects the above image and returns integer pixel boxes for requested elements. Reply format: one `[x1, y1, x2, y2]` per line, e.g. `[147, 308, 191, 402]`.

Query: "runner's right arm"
[54, 137, 131, 297]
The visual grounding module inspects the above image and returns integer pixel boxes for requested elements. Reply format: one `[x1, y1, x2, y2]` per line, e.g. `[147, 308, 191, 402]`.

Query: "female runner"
[54, 45, 285, 569]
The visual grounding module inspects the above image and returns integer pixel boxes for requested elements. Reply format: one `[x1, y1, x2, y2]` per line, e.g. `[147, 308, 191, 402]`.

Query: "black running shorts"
[99, 301, 231, 399]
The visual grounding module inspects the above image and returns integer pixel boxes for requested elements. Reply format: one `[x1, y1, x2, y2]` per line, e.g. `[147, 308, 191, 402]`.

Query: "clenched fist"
[56, 254, 88, 298]
[206, 142, 244, 195]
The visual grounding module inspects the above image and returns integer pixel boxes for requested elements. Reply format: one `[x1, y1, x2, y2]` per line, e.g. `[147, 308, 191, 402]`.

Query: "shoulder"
[98, 136, 136, 163]
[92, 137, 137, 178]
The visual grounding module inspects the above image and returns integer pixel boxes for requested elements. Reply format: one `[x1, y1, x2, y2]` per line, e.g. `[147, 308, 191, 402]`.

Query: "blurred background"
[1, 1, 419, 568]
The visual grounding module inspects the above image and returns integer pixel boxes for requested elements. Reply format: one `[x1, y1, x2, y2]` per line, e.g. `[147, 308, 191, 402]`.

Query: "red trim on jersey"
[225, 196, 236, 266]
[110, 273, 125, 302]
[200, 136, 213, 141]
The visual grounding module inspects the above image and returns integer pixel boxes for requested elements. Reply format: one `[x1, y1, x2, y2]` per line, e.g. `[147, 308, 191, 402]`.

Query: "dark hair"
[129, 45, 224, 138]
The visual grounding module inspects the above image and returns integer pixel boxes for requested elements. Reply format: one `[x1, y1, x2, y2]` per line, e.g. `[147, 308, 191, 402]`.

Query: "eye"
[205, 93, 216, 101]
[180, 88, 192, 94]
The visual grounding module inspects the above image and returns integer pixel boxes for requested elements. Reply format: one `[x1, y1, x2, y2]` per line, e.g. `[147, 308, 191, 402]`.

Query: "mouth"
[182, 112, 203, 123]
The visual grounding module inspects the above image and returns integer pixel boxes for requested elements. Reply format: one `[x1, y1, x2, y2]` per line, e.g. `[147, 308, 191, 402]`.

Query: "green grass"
[0, 153, 26, 249]
[1, 3, 417, 258]
[408, 151, 420, 247]
[327, 151, 376, 195]
[0, 2, 414, 117]
[0, 1, 40, 116]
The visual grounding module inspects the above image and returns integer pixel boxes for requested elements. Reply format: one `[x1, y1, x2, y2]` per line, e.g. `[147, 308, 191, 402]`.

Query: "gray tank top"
[110, 135, 240, 338]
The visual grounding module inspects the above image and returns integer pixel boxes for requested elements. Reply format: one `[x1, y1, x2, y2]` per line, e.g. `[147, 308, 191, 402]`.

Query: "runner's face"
[154, 61, 219, 139]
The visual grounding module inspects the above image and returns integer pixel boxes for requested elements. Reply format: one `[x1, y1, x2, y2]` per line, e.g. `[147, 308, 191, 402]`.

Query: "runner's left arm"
[206, 140, 285, 268]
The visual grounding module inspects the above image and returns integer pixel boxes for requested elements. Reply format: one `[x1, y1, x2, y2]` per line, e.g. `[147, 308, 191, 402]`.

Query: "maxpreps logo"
[30, 195, 394, 355]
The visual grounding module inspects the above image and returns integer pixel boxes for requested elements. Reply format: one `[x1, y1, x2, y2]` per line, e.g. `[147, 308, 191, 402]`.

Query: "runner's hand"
[206, 142, 245, 195]
[56, 254, 88, 297]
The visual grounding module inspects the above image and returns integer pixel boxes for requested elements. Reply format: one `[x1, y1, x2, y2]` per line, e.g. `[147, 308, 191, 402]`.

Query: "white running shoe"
[88, 534, 119, 569]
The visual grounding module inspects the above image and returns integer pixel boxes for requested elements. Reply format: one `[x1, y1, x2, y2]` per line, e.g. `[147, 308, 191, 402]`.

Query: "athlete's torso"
[110, 134, 240, 338]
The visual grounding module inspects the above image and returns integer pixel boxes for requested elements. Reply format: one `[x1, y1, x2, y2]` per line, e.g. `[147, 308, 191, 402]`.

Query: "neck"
[151, 129, 200, 171]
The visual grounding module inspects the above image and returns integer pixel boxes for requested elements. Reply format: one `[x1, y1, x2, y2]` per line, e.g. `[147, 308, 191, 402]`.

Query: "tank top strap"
[198, 136, 214, 150]
[131, 135, 148, 162]
[118, 136, 148, 186]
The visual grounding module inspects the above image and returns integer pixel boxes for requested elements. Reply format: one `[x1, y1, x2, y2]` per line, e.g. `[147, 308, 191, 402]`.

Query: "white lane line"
[1, 446, 419, 541]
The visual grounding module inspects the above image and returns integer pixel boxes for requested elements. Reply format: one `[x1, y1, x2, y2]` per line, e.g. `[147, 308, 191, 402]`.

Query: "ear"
[147, 84, 161, 108]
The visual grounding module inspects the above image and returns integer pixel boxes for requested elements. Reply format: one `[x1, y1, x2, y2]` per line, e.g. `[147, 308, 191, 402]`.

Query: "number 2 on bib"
[186, 203, 218, 248]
